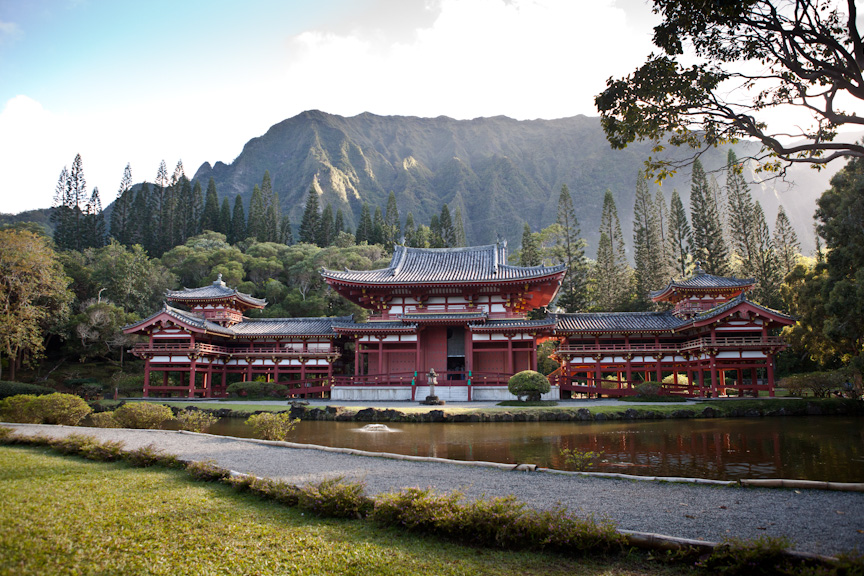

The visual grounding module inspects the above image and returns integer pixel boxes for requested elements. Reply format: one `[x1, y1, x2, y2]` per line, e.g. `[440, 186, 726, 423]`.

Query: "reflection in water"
[206, 416, 864, 482]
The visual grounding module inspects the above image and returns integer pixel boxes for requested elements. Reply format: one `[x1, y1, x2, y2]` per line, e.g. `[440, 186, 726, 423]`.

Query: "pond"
[204, 416, 864, 482]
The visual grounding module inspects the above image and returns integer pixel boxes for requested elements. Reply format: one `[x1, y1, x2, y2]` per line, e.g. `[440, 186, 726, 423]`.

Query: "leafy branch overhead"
[595, 0, 864, 179]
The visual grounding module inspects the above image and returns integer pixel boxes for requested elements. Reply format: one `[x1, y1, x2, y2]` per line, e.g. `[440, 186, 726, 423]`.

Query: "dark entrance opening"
[446, 327, 465, 379]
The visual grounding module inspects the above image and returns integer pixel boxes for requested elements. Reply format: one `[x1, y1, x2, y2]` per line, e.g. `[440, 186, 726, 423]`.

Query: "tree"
[403, 212, 416, 246]
[247, 185, 266, 242]
[773, 205, 800, 278]
[690, 159, 730, 275]
[280, 213, 293, 245]
[218, 197, 232, 236]
[131, 183, 154, 252]
[298, 187, 320, 244]
[812, 156, 864, 392]
[51, 154, 88, 251]
[592, 190, 631, 310]
[596, 0, 864, 178]
[356, 203, 373, 244]
[555, 184, 588, 312]
[82, 187, 105, 249]
[185, 179, 204, 240]
[201, 178, 221, 232]
[666, 189, 692, 278]
[750, 201, 782, 306]
[519, 223, 542, 266]
[151, 160, 173, 257]
[110, 164, 134, 245]
[0, 230, 72, 380]
[317, 204, 334, 247]
[371, 206, 385, 245]
[632, 172, 664, 303]
[439, 205, 456, 248]
[384, 191, 400, 246]
[261, 171, 280, 243]
[453, 207, 467, 247]
[725, 150, 758, 278]
[230, 195, 247, 244]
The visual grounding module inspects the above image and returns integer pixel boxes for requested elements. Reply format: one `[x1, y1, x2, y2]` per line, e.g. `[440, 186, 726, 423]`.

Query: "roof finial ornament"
[694, 261, 705, 276]
[214, 273, 225, 286]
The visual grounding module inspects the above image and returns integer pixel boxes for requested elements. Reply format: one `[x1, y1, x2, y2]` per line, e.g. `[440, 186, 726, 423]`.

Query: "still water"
[205, 416, 864, 482]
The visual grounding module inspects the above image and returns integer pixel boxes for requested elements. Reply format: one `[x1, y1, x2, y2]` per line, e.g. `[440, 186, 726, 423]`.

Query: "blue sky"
[0, 0, 660, 213]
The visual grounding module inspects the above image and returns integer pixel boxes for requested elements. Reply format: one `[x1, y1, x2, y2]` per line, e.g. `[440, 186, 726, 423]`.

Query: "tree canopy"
[596, 0, 864, 178]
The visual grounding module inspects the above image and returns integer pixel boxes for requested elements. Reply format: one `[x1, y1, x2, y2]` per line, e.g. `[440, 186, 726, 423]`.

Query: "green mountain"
[193, 110, 828, 255]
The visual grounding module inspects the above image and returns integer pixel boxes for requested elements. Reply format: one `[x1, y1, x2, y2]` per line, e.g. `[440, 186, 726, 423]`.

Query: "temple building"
[123, 275, 350, 397]
[320, 243, 566, 400]
[125, 245, 792, 400]
[550, 265, 793, 397]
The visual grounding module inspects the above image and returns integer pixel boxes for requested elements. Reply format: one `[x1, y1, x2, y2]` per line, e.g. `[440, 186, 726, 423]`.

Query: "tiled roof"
[321, 244, 566, 285]
[400, 312, 488, 322]
[331, 320, 418, 332]
[470, 318, 556, 331]
[232, 316, 353, 337]
[124, 306, 350, 337]
[692, 293, 794, 323]
[553, 311, 684, 333]
[167, 276, 266, 307]
[649, 266, 754, 299]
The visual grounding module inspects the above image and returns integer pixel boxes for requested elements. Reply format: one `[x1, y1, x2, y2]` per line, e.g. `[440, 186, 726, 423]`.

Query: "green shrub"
[112, 402, 175, 429]
[124, 444, 182, 468]
[0, 394, 40, 423]
[779, 369, 852, 398]
[185, 459, 231, 482]
[0, 381, 55, 399]
[561, 448, 605, 471]
[229, 476, 301, 506]
[298, 477, 374, 519]
[227, 381, 284, 398]
[30, 393, 93, 425]
[372, 488, 623, 554]
[0, 426, 15, 440]
[176, 409, 218, 433]
[245, 412, 298, 441]
[48, 434, 124, 461]
[507, 370, 551, 402]
[635, 381, 662, 397]
[89, 411, 120, 428]
[697, 536, 792, 575]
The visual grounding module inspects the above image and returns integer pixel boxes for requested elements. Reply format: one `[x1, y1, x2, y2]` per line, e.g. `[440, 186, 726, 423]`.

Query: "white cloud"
[0, 19, 22, 44]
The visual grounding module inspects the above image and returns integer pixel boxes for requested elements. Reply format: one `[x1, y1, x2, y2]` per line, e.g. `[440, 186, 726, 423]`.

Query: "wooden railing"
[132, 342, 337, 358]
[557, 336, 785, 356]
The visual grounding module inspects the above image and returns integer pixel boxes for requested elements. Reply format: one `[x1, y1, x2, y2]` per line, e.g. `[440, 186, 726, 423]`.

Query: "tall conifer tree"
[356, 203, 373, 244]
[299, 187, 320, 244]
[593, 190, 630, 310]
[555, 184, 588, 312]
[318, 204, 334, 247]
[403, 212, 416, 245]
[666, 189, 692, 278]
[632, 172, 663, 304]
[230, 195, 246, 244]
[218, 198, 232, 236]
[439, 205, 456, 248]
[247, 185, 266, 241]
[201, 178, 221, 232]
[110, 163, 134, 245]
[689, 159, 730, 275]
[519, 223, 542, 266]
[454, 207, 467, 247]
[773, 205, 800, 277]
[384, 192, 400, 246]
[725, 150, 758, 278]
[371, 206, 385, 245]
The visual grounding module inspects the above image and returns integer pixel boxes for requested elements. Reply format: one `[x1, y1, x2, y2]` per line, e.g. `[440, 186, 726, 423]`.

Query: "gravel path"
[6, 423, 863, 557]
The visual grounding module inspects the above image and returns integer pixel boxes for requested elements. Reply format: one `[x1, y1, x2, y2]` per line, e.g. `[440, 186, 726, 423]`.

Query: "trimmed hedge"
[0, 381, 55, 399]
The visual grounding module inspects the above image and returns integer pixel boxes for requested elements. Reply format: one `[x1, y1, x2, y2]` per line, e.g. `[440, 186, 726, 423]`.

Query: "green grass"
[0, 446, 687, 576]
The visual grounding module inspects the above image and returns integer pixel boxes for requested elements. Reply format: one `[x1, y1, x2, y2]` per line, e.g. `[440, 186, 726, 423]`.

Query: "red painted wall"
[421, 326, 448, 374]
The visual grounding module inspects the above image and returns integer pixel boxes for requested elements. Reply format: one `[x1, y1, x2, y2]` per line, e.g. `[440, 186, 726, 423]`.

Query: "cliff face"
[193, 110, 827, 253]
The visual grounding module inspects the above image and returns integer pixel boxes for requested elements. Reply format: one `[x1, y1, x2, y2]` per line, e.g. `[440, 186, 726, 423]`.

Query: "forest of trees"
[3, 149, 860, 391]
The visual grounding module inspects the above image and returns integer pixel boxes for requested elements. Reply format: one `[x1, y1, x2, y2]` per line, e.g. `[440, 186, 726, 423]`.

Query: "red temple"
[125, 249, 792, 399]
[550, 264, 793, 397]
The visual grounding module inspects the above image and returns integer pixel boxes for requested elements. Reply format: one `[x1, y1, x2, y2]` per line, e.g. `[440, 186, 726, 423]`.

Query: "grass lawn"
[0, 446, 687, 576]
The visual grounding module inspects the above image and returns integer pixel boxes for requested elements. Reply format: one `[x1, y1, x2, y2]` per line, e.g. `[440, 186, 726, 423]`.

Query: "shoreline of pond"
[112, 397, 864, 422]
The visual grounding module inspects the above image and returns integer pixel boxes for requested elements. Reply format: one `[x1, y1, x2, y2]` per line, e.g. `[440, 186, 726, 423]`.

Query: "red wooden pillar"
[273, 360, 280, 386]
[530, 336, 537, 371]
[355, 340, 361, 376]
[465, 329, 474, 374]
[767, 353, 775, 397]
[188, 358, 197, 398]
[205, 361, 213, 398]
[143, 358, 151, 397]
[221, 365, 227, 396]
[377, 336, 384, 376]
[506, 335, 514, 376]
[710, 355, 718, 397]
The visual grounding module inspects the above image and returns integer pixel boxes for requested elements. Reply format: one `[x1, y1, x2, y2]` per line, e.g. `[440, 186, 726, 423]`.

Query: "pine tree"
[298, 187, 320, 244]
[356, 203, 373, 244]
[520, 223, 542, 266]
[175, 176, 196, 243]
[773, 205, 800, 277]
[261, 171, 279, 243]
[334, 209, 345, 236]
[133, 183, 154, 252]
[403, 212, 416, 245]
[201, 178, 220, 232]
[280, 214, 293, 245]
[429, 214, 443, 248]
[454, 207, 467, 247]
[247, 185, 265, 241]
[725, 150, 758, 278]
[384, 191, 400, 246]
[654, 188, 669, 280]
[230, 195, 246, 244]
[110, 163, 134, 245]
[52, 153, 91, 251]
[318, 204, 334, 247]
[82, 187, 105, 248]
[667, 189, 693, 278]
[187, 179, 204, 238]
[151, 160, 172, 256]
[633, 172, 664, 304]
[593, 190, 630, 310]
[371, 206, 385, 245]
[439, 205, 456, 248]
[555, 184, 588, 312]
[690, 159, 730, 275]
[751, 201, 781, 306]
[218, 198, 232, 236]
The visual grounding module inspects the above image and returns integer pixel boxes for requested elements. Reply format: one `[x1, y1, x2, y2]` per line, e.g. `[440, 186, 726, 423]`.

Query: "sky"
[0, 0, 664, 214]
